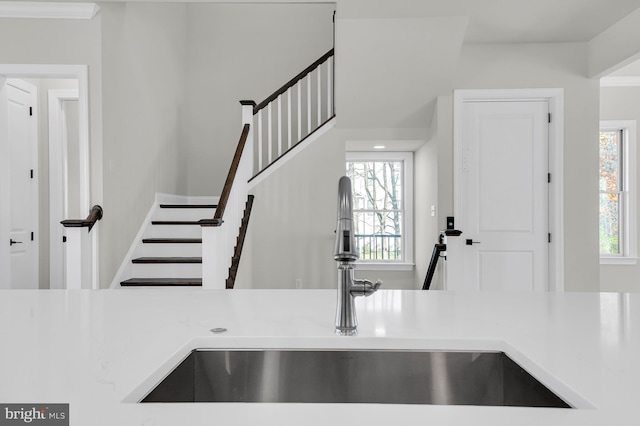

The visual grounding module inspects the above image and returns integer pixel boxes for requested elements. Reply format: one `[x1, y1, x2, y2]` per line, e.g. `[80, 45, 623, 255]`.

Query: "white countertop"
[0, 289, 638, 425]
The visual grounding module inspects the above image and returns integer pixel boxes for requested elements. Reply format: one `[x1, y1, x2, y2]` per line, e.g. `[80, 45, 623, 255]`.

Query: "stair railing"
[200, 107, 254, 289]
[61, 205, 103, 289]
[200, 49, 335, 289]
[248, 48, 335, 178]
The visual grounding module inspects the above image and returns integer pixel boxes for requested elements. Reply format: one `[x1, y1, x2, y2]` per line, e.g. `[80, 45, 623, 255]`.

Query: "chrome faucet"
[334, 176, 382, 336]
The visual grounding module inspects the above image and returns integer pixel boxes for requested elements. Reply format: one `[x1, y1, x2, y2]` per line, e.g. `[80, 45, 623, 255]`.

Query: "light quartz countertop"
[0, 289, 638, 425]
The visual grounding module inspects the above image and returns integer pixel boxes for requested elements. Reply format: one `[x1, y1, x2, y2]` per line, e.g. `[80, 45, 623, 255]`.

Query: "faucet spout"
[334, 176, 358, 262]
[334, 176, 382, 336]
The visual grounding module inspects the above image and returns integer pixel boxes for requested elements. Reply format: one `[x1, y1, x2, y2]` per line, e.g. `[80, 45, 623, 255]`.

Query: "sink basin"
[140, 349, 571, 407]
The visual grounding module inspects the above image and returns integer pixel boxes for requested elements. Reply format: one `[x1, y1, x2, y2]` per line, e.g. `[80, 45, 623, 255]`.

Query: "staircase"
[111, 49, 334, 289]
[120, 203, 215, 287]
[117, 196, 255, 288]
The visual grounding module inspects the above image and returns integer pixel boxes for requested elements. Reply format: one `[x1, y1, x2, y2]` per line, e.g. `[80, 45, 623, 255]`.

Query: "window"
[346, 152, 413, 271]
[599, 121, 637, 264]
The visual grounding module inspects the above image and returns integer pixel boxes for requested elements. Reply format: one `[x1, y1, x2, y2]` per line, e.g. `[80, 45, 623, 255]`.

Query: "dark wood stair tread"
[132, 257, 202, 264]
[159, 204, 217, 209]
[142, 238, 202, 244]
[152, 220, 201, 225]
[121, 278, 202, 286]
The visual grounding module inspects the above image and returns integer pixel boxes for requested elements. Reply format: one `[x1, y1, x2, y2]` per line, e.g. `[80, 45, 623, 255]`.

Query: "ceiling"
[335, 0, 640, 43]
[18, 0, 640, 44]
[610, 58, 640, 76]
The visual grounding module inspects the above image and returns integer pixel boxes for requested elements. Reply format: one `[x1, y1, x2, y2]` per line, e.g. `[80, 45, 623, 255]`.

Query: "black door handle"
[466, 239, 481, 246]
[9, 239, 22, 246]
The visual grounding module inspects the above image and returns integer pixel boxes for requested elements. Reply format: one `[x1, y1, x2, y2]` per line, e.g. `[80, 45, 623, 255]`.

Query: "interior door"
[7, 79, 38, 289]
[458, 100, 549, 291]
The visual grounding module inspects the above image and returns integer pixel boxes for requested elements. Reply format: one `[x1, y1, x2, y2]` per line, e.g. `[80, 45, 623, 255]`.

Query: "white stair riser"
[150, 224, 202, 238]
[130, 263, 202, 278]
[153, 208, 216, 222]
[140, 243, 202, 258]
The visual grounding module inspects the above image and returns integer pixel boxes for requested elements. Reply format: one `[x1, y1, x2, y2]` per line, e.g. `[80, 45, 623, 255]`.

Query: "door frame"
[452, 88, 564, 292]
[49, 89, 79, 289]
[0, 64, 91, 288]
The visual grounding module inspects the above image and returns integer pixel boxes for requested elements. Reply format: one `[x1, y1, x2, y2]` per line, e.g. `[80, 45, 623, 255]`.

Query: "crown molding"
[0, 2, 100, 19]
[600, 76, 640, 87]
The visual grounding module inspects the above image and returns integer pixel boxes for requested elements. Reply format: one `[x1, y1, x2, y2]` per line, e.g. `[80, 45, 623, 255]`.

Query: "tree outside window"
[599, 120, 637, 265]
[599, 130, 622, 255]
[346, 157, 405, 262]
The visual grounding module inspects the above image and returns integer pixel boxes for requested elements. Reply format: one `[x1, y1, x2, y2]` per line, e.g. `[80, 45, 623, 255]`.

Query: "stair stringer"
[109, 193, 219, 289]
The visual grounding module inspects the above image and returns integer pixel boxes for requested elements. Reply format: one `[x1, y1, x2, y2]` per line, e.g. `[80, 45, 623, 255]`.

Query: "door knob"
[465, 239, 481, 246]
[9, 239, 22, 246]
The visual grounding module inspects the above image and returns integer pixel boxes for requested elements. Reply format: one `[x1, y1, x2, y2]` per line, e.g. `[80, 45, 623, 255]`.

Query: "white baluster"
[287, 89, 292, 149]
[317, 66, 322, 126]
[307, 75, 312, 135]
[267, 102, 273, 164]
[297, 81, 302, 143]
[277, 95, 283, 157]
[327, 57, 333, 117]
[257, 109, 263, 172]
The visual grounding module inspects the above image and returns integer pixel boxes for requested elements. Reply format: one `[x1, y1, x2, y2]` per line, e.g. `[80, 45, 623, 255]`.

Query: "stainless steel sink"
[140, 349, 571, 407]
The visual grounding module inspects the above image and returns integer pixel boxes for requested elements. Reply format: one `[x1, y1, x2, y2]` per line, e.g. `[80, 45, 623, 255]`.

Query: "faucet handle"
[373, 279, 383, 291]
[352, 278, 383, 297]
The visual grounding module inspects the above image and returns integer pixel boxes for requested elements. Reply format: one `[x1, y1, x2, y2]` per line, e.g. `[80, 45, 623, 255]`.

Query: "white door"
[7, 79, 38, 289]
[457, 100, 549, 291]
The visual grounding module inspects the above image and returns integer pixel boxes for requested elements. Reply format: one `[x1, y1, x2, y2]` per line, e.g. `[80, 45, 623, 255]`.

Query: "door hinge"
[30, 169, 34, 179]
[548, 173, 551, 183]
[62, 236, 67, 243]
[31, 232, 34, 241]
[548, 113, 551, 123]
[29, 106, 33, 116]
[548, 233, 552, 243]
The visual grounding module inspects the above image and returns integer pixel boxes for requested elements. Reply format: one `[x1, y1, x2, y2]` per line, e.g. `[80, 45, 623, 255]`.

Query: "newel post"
[240, 100, 255, 175]
[61, 205, 103, 290]
[64, 227, 92, 289]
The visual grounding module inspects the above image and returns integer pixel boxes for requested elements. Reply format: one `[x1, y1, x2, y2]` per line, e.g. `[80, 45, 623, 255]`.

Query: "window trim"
[346, 151, 414, 271]
[600, 120, 638, 265]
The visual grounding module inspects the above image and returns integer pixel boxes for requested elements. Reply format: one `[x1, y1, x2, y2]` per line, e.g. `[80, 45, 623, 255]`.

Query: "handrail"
[253, 48, 334, 114]
[200, 124, 251, 227]
[423, 230, 462, 290]
[422, 244, 446, 290]
[61, 205, 103, 232]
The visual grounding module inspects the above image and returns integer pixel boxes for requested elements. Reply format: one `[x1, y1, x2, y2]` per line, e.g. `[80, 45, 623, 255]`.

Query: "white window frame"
[600, 120, 637, 265]
[346, 151, 414, 271]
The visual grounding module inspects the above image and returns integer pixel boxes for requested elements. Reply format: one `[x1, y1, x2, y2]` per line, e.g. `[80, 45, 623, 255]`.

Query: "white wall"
[335, 16, 467, 130]
[414, 102, 444, 290]
[183, 3, 335, 197]
[450, 42, 601, 292]
[236, 130, 345, 290]
[100, 3, 188, 287]
[600, 86, 640, 292]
